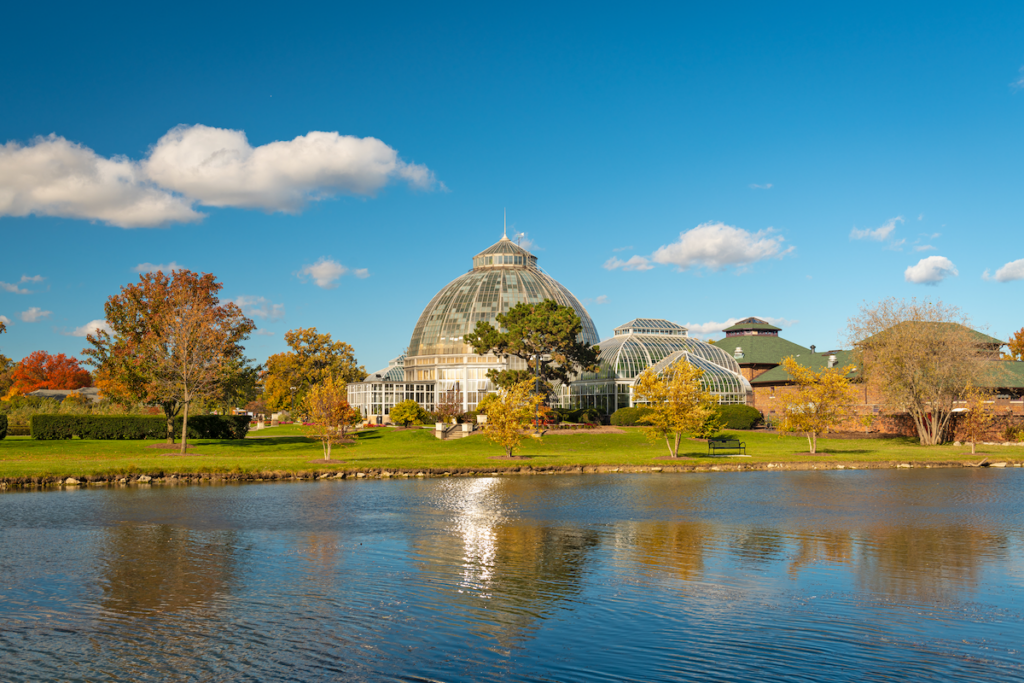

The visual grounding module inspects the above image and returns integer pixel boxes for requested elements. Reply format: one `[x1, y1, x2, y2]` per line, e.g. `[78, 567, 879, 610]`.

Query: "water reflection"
[0, 471, 1022, 681]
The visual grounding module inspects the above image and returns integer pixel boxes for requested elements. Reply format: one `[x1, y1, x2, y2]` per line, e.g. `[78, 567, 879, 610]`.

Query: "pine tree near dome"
[464, 300, 600, 391]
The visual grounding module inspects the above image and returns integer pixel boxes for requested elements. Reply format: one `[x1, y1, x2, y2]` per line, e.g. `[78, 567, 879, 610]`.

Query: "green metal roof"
[722, 317, 781, 333]
[751, 350, 859, 385]
[859, 321, 1004, 348]
[711, 335, 812, 366]
[980, 361, 1024, 389]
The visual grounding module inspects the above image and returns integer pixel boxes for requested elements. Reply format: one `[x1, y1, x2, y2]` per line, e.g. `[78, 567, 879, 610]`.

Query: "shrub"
[717, 405, 763, 430]
[610, 406, 652, 426]
[30, 414, 250, 440]
[0, 414, 6, 440]
[391, 400, 430, 427]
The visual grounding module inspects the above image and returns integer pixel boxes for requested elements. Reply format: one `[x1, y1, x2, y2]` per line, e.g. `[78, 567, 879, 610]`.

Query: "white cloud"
[0, 126, 439, 228]
[603, 255, 654, 271]
[850, 216, 903, 241]
[232, 295, 285, 321]
[19, 275, 44, 283]
[353, 268, 370, 279]
[0, 314, 10, 325]
[650, 222, 792, 271]
[684, 316, 798, 339]
[254, 329, 275, 336]
[749, 183, 773, 189]
[512, 232, 539, 252]
[914, 244, 936, 252]
[904, 256, 958, 284]
[67, 319, 111, 337]
[297, 257, 348, 288]
[0, 134, 203, 228]
[612, 246, 633, 253]
[595, 295, 609, 304]
[133, 261, 185, 275]
[20, 307, 51, 322]
[0, 281, 31, 294]
[1012, 66, 1024, 90]
[917, 214, 924, 221]
[984, 258, 1024, 283]
[144, 124, 438, 212]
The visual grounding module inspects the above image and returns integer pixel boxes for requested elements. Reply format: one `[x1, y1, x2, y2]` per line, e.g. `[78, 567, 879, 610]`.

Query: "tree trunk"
[672, 431, 681, 458]
[971, 440, 976, 455]
[180, 401, 189, 454]
[164, 403, 175, 444]
[325, 439, 331, 461]
[806, 432, 814, 454]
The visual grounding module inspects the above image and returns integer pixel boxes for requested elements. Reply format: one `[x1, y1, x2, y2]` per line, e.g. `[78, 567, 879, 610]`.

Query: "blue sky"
[2, 1, 1023, 372]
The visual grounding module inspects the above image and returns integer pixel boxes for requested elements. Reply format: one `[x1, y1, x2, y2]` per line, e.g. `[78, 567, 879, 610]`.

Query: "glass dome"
[581, 319, 743, 380]
[407, 236, 600, 358]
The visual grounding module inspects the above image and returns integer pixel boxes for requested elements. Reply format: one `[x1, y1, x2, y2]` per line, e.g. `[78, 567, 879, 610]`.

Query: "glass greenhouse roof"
[407, 236, 599, 357]
[581, 320, 741, 381]
[366, 355, 406, 382]
[614, 319, 688, 336]
[647, 350, 753, 400]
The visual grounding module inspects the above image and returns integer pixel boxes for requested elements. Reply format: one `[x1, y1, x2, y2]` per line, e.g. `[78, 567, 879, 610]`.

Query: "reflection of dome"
[407, 235, 599, 358]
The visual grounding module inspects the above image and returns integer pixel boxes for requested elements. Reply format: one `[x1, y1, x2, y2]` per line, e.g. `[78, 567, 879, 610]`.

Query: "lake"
[1, 469, 1022, 681]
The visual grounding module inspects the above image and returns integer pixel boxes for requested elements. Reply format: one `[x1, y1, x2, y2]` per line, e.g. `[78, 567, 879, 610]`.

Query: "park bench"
[708, 438, 746, 456]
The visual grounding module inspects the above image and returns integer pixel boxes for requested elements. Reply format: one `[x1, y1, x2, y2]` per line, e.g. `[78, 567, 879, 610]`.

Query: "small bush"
[0, 414, 6, 440]
[610, 406, 652, 426]
[717, 405, 763, 430]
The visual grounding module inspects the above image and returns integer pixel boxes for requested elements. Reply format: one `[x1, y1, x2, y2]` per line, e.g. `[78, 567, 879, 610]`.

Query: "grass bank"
[1, 426, 1021, 488]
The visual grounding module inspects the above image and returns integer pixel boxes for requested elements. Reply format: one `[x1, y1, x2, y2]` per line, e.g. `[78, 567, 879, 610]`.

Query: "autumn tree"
[958, 384, 994, 455]
[1007, 328, 1024, 361]
[775, 357, 858, 454]
[632, 358, 719, 458]
[263, 328, 366, 412]
[847, 298, 992, 446]
[10, 351, 93, 395]
[84, 269, 254, 445]
[0, 321, 15, 397]
[484, 380, 546, 457]
[390, 399, 429, 427]
[435, 384, 462, 424]
[301, 374, 361, 460]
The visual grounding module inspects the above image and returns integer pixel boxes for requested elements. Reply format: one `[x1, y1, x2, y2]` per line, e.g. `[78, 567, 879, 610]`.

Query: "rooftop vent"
[828, 354, 837, 368]
[734, 346, 744, 360]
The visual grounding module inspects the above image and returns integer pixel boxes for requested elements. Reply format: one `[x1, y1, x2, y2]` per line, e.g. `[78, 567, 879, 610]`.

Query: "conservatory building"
[555, 319, 753, 414]
[348, 232, 600, 418]
[347, 232, 752, 420]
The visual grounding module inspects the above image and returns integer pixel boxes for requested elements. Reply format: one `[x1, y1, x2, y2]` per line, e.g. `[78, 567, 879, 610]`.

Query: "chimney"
[810, 345, 816, 353]
[828, 354, 837, 368]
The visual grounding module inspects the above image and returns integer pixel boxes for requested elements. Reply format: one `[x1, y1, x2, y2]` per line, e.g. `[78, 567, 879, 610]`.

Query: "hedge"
[0, 415, 6, 440]
[610, 406, 652, 426]
[30, 414, 250, 440]
[717, 405, 763, 430]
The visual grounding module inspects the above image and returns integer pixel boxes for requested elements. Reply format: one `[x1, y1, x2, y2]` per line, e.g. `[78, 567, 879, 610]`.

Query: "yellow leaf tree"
[484, 380, 545, 458]
[776, 357, 858, 454]
[958, 383, 993, 455]
[301, 374, 361, 461]
[633, 358, 719, 458]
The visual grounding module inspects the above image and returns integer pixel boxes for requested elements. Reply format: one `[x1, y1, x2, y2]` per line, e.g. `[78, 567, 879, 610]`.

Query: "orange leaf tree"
[10, 350, 93, 395]
[1007, 328, 1024, 361]
[0, 320, 13, 397]
[83, 269, 254, 446]
[300, 374, 361, 460]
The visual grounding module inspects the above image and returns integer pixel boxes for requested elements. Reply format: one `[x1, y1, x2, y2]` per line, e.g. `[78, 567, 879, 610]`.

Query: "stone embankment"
[0, 458, 1021, 490]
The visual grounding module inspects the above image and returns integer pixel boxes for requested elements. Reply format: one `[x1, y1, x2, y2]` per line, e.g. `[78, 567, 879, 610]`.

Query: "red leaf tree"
[11, 350, 93, 394]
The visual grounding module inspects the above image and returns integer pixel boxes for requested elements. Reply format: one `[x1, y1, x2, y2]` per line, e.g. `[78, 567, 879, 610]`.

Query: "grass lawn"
[0, 425, 1019, 482]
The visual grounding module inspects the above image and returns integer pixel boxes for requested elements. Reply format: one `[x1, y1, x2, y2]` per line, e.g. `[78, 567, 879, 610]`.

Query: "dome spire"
[502, 208, 508, 240]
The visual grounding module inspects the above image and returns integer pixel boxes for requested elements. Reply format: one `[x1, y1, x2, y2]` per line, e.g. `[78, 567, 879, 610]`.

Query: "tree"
[263, 328, 366, 412]
[484, 380, 546, 457]
[1007, 328, 1024, 361]
[632, 358, 719, 458]
[435, 384, 462, 424]
[0, 321, 12, 397]
[775, 357, 858, 454]
[391, 399, 429, 427]
[84, 269, 254, 446]
[300, 374, 361, 460]
[958, 383, 994, 455]
[846, 298, 990, 446]
[465, 300, 599, 430]
[10, 351, 93, 395]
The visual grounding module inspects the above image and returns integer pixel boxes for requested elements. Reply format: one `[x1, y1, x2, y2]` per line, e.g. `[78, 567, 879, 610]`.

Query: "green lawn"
[0, 426, 1018, 482]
